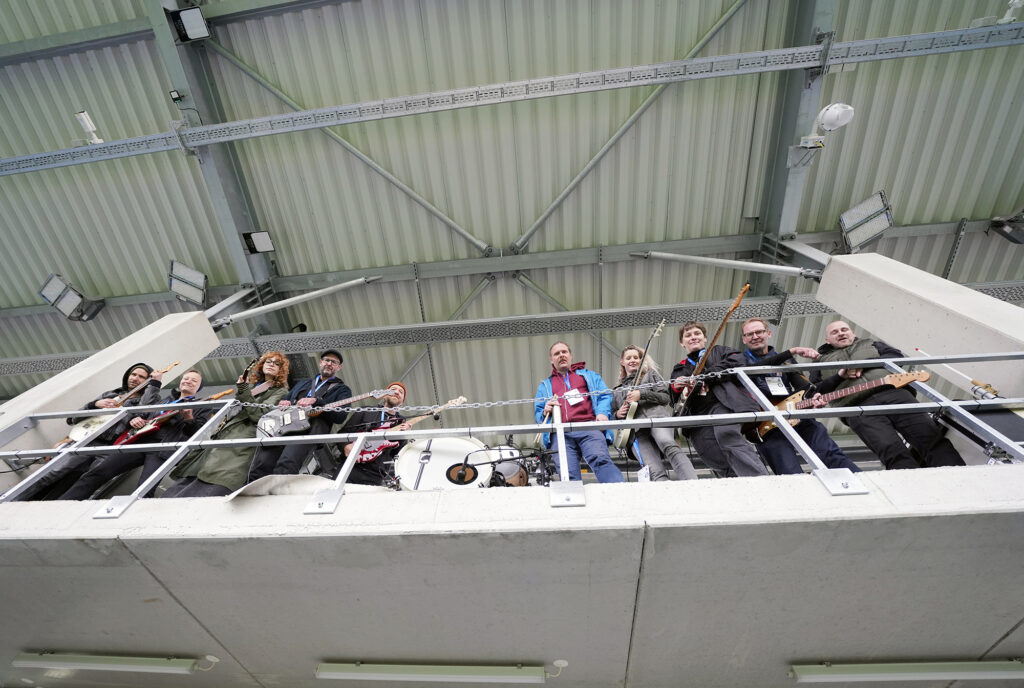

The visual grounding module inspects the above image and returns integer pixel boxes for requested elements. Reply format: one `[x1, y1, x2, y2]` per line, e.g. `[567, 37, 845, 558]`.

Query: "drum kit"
[391, 437, 549, 491]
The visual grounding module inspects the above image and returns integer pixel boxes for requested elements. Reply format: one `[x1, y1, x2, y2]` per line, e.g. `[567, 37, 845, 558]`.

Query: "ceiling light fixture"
[314, 662, 548, 683]
[169, 7, 211, 41]
[838, 190, 894, 252]
[38, 274, 105, 321]
[243, 231, 276, 253]
[168, 260, 208, 307]
[73, 110, 104, 145]
[790, 660, 1024, 683]
[799, 102, 854, 149]
[12, 653, 199, 675]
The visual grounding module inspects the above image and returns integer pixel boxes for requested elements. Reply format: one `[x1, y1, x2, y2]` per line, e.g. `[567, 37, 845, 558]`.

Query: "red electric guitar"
[356, 396, 466, 463]
[112, 388, 234, 446]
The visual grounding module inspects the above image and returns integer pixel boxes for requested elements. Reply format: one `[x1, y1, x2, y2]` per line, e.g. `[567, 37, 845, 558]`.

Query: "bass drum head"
[395, 437, 494, 491]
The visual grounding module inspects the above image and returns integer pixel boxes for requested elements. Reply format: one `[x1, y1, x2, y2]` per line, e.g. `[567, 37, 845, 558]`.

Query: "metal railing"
[1, 352, 1021, 517]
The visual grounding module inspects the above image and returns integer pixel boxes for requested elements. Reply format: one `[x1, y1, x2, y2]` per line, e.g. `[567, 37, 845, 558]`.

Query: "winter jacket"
[534, 367, 614, 448]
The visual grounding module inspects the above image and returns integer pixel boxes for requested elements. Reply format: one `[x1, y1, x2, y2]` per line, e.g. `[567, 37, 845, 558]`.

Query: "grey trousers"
[635, 427, 698, 480]
[687, 403, 769, 477]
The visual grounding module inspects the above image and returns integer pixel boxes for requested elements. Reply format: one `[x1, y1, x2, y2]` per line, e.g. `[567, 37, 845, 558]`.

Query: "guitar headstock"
[885, 371, 931, 387]
[444, 396, 467, 408]
[209, 388, 235, 400]
[158, 361, 182, 374]
[653, 319, 666, 338]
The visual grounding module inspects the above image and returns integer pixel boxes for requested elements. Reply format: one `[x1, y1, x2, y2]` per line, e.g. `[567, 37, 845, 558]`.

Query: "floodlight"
[989, 204, 1024, 244]
[170, 7, 211, 41]
[243, 231, 276, 253]
[38, 273, 105, 321]
[838, 190, 894, 252]
[791, 659, 1024, 683]
[314, 663, 546, 683]
[168, 260, 208, 307]
[799, 102, 854, 148]
[74, 110, 103, 145]
[12, 652, 198, 675]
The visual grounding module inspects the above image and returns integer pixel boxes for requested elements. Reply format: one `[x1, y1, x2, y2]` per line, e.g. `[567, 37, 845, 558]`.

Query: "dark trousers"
[688, 403, 769, 477]
[757, 419, 861, 474]
[162, 476, 232, 498]
[13, 453, 97, 501]
[60, 450, 168, 500]
[846, 387, 964, 470]
[248, 416, 333, 480]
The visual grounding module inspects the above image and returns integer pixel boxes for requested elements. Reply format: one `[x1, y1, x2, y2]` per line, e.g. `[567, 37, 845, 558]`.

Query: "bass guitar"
[613, 320, 665, 449]
[751, 371, 930, 440]
[63, 361, 181, 443]
[357, 396, 467, 463]
[257, 388, 392, 438]
[112, 389, 234, 446]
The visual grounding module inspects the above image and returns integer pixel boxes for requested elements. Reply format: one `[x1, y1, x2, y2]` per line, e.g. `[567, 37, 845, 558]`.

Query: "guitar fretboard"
[795, 377, 888, 408]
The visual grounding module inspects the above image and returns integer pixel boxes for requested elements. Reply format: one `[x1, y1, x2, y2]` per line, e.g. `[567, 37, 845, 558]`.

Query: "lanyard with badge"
[561, 374, 585, 406]
[745, 350, 789, 396]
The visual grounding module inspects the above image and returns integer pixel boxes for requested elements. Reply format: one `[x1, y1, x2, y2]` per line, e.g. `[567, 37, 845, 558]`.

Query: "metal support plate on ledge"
[549, 481, 587, 507]
[813, 468, 868, 496]
[305, 488, 345, 515]
[93, 495, 136, 519]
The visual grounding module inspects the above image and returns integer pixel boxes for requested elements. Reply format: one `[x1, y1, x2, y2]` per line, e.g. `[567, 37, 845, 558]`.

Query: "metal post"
[548, 403, 586, 507]
[732, 369, 867, 496]
[93, 399, 238, 519]
[304, 433, 368, 515]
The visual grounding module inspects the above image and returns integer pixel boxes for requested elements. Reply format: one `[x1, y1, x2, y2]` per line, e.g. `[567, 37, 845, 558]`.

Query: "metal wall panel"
[0, 0, 144, 44]
[800, 0, 1024, 232]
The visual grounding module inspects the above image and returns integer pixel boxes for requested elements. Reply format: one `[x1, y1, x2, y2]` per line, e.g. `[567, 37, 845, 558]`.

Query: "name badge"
[563, 388, 585, 406]
[766, 375, 788, 396]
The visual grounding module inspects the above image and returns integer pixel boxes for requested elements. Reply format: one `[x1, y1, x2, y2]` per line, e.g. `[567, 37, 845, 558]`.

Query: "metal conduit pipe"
[632, 250, 821, 279]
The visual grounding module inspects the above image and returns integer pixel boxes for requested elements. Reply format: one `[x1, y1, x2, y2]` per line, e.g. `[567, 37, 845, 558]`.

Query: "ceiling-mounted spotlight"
[168, 260, 208, 307]
[988, 204, 1024, 244]
[169, 6, 211, 41]
[243, 231, 276, 253]
[838, 190, 894, 252]
[73, 110, 103, 145]
[38, 274, 105, 321]
[800, 103, 855, 148]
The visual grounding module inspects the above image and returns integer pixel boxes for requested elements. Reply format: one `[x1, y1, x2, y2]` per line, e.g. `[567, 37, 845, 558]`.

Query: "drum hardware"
[413, 439, 433, 490]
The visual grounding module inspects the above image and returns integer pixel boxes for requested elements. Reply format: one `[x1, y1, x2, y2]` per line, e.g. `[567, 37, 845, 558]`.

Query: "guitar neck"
[310, 390, 378, 414]
[797, 376, 889, 408]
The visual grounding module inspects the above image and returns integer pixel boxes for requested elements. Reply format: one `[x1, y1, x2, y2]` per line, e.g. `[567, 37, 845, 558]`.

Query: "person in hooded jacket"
[163, 352, 290, 498]
[60, 368, 213, 499]
[13, 363, 153, 501]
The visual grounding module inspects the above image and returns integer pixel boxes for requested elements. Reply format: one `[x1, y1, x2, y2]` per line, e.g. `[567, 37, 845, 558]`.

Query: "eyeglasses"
[321, 359, 341, 366]
[742, 329, 768, 338]
[264, 359, 283, 367]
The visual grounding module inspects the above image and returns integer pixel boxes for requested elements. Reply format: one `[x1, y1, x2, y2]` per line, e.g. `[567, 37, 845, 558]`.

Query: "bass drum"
[395, 437, 494, 491]
[490, 446, 529, 487]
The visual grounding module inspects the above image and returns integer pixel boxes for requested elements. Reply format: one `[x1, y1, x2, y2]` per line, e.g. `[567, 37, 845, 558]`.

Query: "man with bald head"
[810, 320, 963, 470]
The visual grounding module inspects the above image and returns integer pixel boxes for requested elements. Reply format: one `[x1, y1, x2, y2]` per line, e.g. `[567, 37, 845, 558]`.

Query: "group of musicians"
[16, 315, 964, 501]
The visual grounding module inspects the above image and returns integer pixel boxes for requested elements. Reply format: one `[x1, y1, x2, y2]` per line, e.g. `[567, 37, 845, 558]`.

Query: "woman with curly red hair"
[163, 352, 290, 498]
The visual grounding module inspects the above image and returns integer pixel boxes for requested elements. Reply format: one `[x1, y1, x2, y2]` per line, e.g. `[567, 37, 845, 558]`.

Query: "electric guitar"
[63, 361, 181, 443]
[613, 320, 665, 449]
[751, 371, 930, 440]
[356, 396, 466, 463]
[257, 388, 391, 437]
[112, 389, 234, 446]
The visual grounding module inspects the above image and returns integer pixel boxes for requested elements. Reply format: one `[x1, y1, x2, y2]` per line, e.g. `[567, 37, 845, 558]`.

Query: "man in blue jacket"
[535, 342, 624, 483]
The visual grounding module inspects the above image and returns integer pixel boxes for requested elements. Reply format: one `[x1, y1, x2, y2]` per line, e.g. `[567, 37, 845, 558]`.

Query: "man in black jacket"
[670, 321, 769, 477]
[811, 320, 963, 470]
[338, 382, 411, 486]
[60, 368, 212, 499]
[15, 363, 153, 500]
[739, 318, 859, 474]
[249, 349, 353, 478]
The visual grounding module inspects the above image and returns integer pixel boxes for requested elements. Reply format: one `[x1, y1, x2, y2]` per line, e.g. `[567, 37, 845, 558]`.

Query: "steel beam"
[204, 39, 492, 256]
[510, 0, 749, 252]
[3, 22, 1021, 177]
